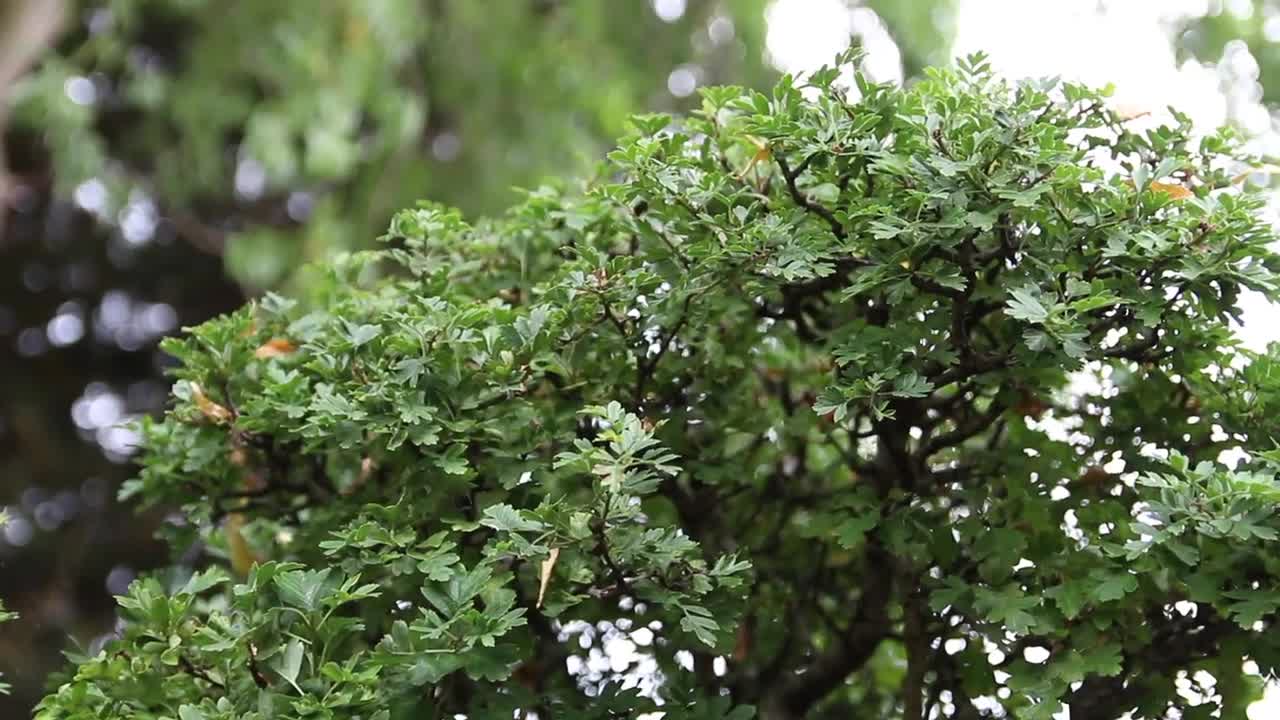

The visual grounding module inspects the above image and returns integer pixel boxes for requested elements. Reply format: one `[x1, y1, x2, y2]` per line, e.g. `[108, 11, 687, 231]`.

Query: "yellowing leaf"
[735, 137, 771, 179]
[254, 337, 297, 359]
[226, 513, 261, 577]
[537, 547, 560, 608]
[1148, 181, 1193, 200]
[344, 14, 368, 47]
[191, 382, 233, 424]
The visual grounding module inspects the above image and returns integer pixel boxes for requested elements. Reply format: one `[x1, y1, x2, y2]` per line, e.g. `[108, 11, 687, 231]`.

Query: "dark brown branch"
[767, 538, 893, 719]
[1103, 330, 1163, 361]
[931, 350, 1010, 387]
[901, 585, 929, 720]
[635, 292, 694, 406]
[909, 274, 966, 300]
[592, 494, 632, 595]
[919, 399, 1008, 462]
[179, 655, 226, 691]
[775, 152, 846, 240]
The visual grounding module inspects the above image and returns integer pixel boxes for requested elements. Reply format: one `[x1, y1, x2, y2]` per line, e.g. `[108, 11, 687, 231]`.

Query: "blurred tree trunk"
[0, 0, 65, 223]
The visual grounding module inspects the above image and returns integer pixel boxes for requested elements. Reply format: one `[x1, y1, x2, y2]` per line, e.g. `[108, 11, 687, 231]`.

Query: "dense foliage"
[2, 2, 958, 712]
[31, 52, 1280, 719]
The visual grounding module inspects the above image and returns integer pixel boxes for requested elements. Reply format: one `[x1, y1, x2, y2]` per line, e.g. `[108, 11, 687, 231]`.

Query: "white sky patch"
[766, 0, 853, 76]
[953, 0, 1226, 128]
[765, 0, 902, 87]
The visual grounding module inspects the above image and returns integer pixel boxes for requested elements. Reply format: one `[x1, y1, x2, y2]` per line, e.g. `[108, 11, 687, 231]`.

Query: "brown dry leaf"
[1113, 104, 1152, 122]
[733, 617, 754, 662]
[191, 382, 233, 424]
[1148, 181, 1194, 200]
[342, 457, 376, 496]
[537, 547, 561, 608]
[254, 337, 297, 359]
[1013, 390, 1047, 421]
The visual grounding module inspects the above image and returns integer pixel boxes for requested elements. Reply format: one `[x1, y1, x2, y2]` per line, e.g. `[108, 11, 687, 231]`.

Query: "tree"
[28, 50, 1280, 720]
[1, 3, 951, 712]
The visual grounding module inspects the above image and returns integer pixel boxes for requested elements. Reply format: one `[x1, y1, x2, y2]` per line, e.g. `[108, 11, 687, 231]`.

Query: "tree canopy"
[2, 2, 954, 712]
[27, 52, 1280, 720]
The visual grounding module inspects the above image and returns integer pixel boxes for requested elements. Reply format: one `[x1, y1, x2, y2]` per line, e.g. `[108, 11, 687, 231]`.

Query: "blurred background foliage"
[1179, 0, 1280, 107]
[1, 0, 1278, 715]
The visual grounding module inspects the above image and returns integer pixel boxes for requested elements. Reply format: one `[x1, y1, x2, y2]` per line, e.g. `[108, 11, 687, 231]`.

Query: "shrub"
[33, 53, 1280, 719]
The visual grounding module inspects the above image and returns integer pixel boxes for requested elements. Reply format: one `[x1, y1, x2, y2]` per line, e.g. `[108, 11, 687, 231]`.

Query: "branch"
[901, 586, 929, 720]
[918, 399, 1008, 462]
[635, 292, 693, 406]
[592, 494, 632, 595]
[775, 152, 846, 240]
[769, 537, 893, 718]
[178, 655, 226, 691]
[909, 274, 966, 300]
[1103, 330, 1164, 361]
[930, 350, 1010, 387]
[1065, 615, 1236, 717]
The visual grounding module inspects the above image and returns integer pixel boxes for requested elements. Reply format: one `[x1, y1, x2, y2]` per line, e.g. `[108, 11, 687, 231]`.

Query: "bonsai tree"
[31, 53, 1280, 719]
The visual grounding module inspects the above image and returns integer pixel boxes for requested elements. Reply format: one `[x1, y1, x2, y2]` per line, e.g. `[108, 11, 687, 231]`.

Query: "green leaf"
[680, 604, 721, 647]
[975, 585, 1041, 634]
[344, 321, 382, 347]
[835, 512, 879, 548]
[480, 504, 545, 533]
[181, 566, 229, 596]
[1090, 571, 1137, 603]
[438, 445, 470, 476]
[1006, 285, 1050, 323]
[1045, 582, 1090, 620]
[276, 638, 305, 692]
[274, 569, 333, 612]
[1225, 590, 1280, 628]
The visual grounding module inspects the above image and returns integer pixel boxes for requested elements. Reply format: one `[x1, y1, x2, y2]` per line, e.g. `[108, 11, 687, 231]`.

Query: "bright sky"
[764, 1, 1280, 717]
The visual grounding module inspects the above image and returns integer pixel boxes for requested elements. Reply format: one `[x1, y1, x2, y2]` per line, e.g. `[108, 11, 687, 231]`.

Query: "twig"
[775, 152, 846, 240]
